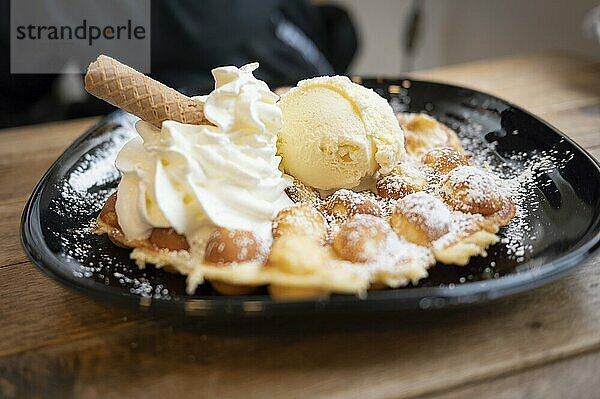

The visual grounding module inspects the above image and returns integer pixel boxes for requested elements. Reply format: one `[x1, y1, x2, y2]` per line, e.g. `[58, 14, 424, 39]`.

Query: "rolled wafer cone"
[85, 55, 211, 127]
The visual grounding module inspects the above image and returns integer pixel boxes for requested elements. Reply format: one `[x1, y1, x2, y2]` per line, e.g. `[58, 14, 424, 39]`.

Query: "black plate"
[21, 78, 600, 319]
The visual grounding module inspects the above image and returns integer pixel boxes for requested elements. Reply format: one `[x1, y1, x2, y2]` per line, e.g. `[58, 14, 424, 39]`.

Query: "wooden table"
[1, 52, 599, 399]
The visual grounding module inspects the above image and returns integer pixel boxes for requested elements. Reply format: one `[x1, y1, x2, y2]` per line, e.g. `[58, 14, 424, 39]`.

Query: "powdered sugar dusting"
[438, 165, 502, 214]
[48, 118, 182, 299]
[432, 211, 483, 251]
[396, 192, 452, 236]
[438, 111, 575, 263]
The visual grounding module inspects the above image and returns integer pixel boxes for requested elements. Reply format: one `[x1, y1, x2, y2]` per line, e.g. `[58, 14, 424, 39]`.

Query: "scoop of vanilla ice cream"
[114, 63, 292, 243]
[277, 76, 405, 190]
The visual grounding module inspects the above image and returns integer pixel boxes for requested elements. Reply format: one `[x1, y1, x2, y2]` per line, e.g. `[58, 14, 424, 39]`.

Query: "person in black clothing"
[0, 0, 357, 128]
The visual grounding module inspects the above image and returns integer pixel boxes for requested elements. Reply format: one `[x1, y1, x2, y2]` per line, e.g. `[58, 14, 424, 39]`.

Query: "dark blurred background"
[0, 0, 358, 128]
[1, 0, 599, 129]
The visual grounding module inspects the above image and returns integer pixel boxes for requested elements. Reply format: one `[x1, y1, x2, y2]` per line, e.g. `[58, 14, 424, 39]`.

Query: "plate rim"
[20, 77, 600, 317]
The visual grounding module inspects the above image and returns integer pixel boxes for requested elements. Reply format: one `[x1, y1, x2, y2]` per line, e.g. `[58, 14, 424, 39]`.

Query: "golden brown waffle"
[398, 112, 463, 157]
[95, 111, 516, 298]
[96, 159, 514, 298]
[85, 55, 210, 127]
[95, 191, 434, 298]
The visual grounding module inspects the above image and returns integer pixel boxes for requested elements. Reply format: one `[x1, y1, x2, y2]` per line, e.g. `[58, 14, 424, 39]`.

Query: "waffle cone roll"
[85, 55, 210, 127]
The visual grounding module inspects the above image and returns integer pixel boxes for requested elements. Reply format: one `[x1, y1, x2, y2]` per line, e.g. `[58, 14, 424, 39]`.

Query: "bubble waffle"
[96, 191, 369, 298]
[96, 188, 436, 298]
[438, 166, 503, 215]
[96, 111, 516, 298]
[322, 189, 382, 221]
[390, 192, 452, 246]
[398, 112, 464, 157]
[272, 203, 327, 244]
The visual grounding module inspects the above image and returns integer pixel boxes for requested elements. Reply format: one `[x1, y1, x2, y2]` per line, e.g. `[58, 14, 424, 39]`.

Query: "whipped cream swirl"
[114, 63, 292, 242]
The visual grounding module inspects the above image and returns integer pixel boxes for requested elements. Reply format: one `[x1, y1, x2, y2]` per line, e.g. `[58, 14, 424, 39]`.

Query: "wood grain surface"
[0, 52, 598, 399]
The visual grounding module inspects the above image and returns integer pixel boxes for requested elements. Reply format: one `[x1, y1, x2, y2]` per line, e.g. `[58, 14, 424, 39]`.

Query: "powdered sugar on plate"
[439, 111, 575, 263]
[47, 118, 182, 299]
